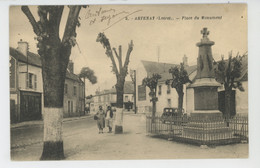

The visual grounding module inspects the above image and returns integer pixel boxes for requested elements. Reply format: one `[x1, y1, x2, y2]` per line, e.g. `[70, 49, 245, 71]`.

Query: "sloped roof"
[141, 60, 197, 82]
[10, 47, 41, 67]
[10, 47, 82, 82]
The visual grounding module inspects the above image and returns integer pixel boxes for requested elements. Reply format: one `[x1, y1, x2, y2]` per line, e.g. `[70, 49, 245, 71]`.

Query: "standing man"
[105, 106, 114, 133]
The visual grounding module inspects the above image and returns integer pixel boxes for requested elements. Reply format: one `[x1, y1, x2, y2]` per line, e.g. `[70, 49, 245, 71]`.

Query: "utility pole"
[133, 70, 137, 114]
[130, 69, 137, 114]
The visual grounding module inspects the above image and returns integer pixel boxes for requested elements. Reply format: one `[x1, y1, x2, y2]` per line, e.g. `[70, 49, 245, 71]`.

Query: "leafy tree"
[22, 5, 86, 160]
[79, 67, 97, 114]
[96, 33, 133, 134]
[214, 52, 247, 118]
[166, 63, 192, 116]
[79, 67, 97, 84]
[142, 73, 161, 118]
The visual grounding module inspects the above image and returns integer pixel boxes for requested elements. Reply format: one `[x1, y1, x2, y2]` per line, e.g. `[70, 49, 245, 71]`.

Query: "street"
[11, 113, 248, 160]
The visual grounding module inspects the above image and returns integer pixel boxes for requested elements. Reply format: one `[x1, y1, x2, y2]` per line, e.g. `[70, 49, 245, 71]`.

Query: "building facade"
[10, 41, 85, 123]
[135, 59, 197, 115]
[10, 41, 43, 123]
[92, 81, 134, 113]
[63, 61, 85, 117]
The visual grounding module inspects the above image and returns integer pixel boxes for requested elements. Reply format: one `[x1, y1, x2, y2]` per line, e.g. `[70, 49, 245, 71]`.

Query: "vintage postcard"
[9, 3, 248, 161]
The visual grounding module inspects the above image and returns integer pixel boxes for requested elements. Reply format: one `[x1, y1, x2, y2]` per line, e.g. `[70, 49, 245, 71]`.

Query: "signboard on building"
[138, 85, 146, 101]
[9, 56, 16, 89]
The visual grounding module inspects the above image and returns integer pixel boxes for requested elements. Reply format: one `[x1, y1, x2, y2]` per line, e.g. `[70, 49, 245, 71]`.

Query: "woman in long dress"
[96, 106, 105, 134]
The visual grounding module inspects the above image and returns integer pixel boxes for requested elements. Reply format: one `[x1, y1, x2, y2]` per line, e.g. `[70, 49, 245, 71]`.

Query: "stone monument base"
[191, 111, 222, 119]
[182, 114, 234, 145]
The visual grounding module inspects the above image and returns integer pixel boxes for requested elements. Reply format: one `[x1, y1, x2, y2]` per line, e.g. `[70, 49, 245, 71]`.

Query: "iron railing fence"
[146, 114, 248, 146]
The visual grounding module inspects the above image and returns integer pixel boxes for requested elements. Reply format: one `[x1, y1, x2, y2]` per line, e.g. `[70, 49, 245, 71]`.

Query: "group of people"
[95, 105, 114, 134]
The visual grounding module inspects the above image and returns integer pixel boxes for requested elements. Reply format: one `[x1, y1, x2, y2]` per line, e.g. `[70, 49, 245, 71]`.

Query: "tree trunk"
[152, 99, 156, 123]
[84, 77, 86, 115]
[177, 91, 184, 116]
[40, 43, 69, 160]
[114, 77, 125, 134]
[224, 88, 232, 126]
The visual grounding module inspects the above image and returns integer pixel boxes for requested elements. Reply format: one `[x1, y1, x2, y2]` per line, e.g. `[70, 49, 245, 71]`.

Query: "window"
[125, 95, 129, 102]
[138, 85, 146, 101]
[64, 84, 68, 94]
[167, 99, 171, 107]
[73, 86, 77, 96]
[158, 85, 162, 95]
[131, 95, 134, 101]
[26, 73, 37, 89]
[68, 100, 73, 116]
[167, 85, 171, 94]
[34, 75, 37, 89]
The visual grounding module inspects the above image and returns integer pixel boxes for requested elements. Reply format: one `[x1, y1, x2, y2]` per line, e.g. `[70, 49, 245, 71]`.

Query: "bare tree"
[96, 33, 133, 134]
[214, 52, 247, 118]
[166, 63, 192, 116]
[142, 73, 161, 119]
[22, 5, 85, 160]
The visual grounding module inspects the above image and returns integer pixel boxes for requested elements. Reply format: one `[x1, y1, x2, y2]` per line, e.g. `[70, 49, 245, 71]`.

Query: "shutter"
[34, 75, 37, 89]
[26, 73, 29, 88]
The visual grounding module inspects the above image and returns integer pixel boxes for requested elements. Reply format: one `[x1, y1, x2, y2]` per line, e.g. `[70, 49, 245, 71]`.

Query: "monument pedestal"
[181, 28, 236, 145]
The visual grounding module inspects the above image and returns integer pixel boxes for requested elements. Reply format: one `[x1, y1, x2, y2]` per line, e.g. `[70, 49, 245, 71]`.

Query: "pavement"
[11, 114, 93, 129]
[10, 112, 248, 161]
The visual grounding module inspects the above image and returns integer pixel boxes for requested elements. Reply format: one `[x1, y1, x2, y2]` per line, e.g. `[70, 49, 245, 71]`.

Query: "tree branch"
[107, 49, 119, 76]
[113, 48, 119, 60]
[122, 40, 133, 76]
[62, 6, 81, 45]
[21, 6, 41, 36]
[37, 6, 49, 33]
[118, 45, 122, 71]
[48, 6, 64, 36]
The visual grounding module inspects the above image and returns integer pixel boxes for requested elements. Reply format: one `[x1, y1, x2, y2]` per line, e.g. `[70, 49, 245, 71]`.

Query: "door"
[20, 91, 42, 122]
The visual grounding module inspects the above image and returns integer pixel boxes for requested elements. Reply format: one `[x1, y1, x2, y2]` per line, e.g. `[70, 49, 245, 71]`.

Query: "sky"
[9, 4, 247, 95]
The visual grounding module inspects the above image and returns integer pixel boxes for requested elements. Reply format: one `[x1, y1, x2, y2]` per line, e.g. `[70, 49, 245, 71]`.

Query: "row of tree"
[22, 5, 134, 160]
[142, 52, 246, 119]
[21, 5, 246, 160]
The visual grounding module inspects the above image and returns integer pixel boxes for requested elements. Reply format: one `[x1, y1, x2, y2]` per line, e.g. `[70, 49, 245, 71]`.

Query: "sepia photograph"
[8, 2, 251, 163]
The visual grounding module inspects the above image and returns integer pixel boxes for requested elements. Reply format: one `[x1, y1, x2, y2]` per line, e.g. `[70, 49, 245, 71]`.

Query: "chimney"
[68, 60, 74, 73]
[183, 55, 188, 66]
[17, 39, 28, 56]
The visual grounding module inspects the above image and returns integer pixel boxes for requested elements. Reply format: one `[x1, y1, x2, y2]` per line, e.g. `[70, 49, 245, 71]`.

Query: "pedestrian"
[95, 106, 105, 134]
[105, 106, 114, 133]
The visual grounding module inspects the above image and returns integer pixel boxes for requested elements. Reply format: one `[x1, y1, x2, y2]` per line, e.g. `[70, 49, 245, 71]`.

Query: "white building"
[136, 58, 196, 115]
[92, 81, 134, 113]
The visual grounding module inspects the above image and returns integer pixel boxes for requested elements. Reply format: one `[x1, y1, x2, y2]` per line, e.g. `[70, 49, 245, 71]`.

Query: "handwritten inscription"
[83, 7, 222, 31]
[85, 7, 130, 26]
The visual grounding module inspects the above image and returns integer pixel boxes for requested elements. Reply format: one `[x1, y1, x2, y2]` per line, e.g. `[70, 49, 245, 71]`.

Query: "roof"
[10, 47, 41, 67]
[10, 47, 82, 83]
[95, 81, 134, 96]
[141, 60, 197, 82]
[66, 71, 83, 83]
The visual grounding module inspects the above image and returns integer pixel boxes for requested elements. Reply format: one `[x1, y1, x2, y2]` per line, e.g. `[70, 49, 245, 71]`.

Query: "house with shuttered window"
[10, 40, 43, 123]
[10, 40, 85, 123]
